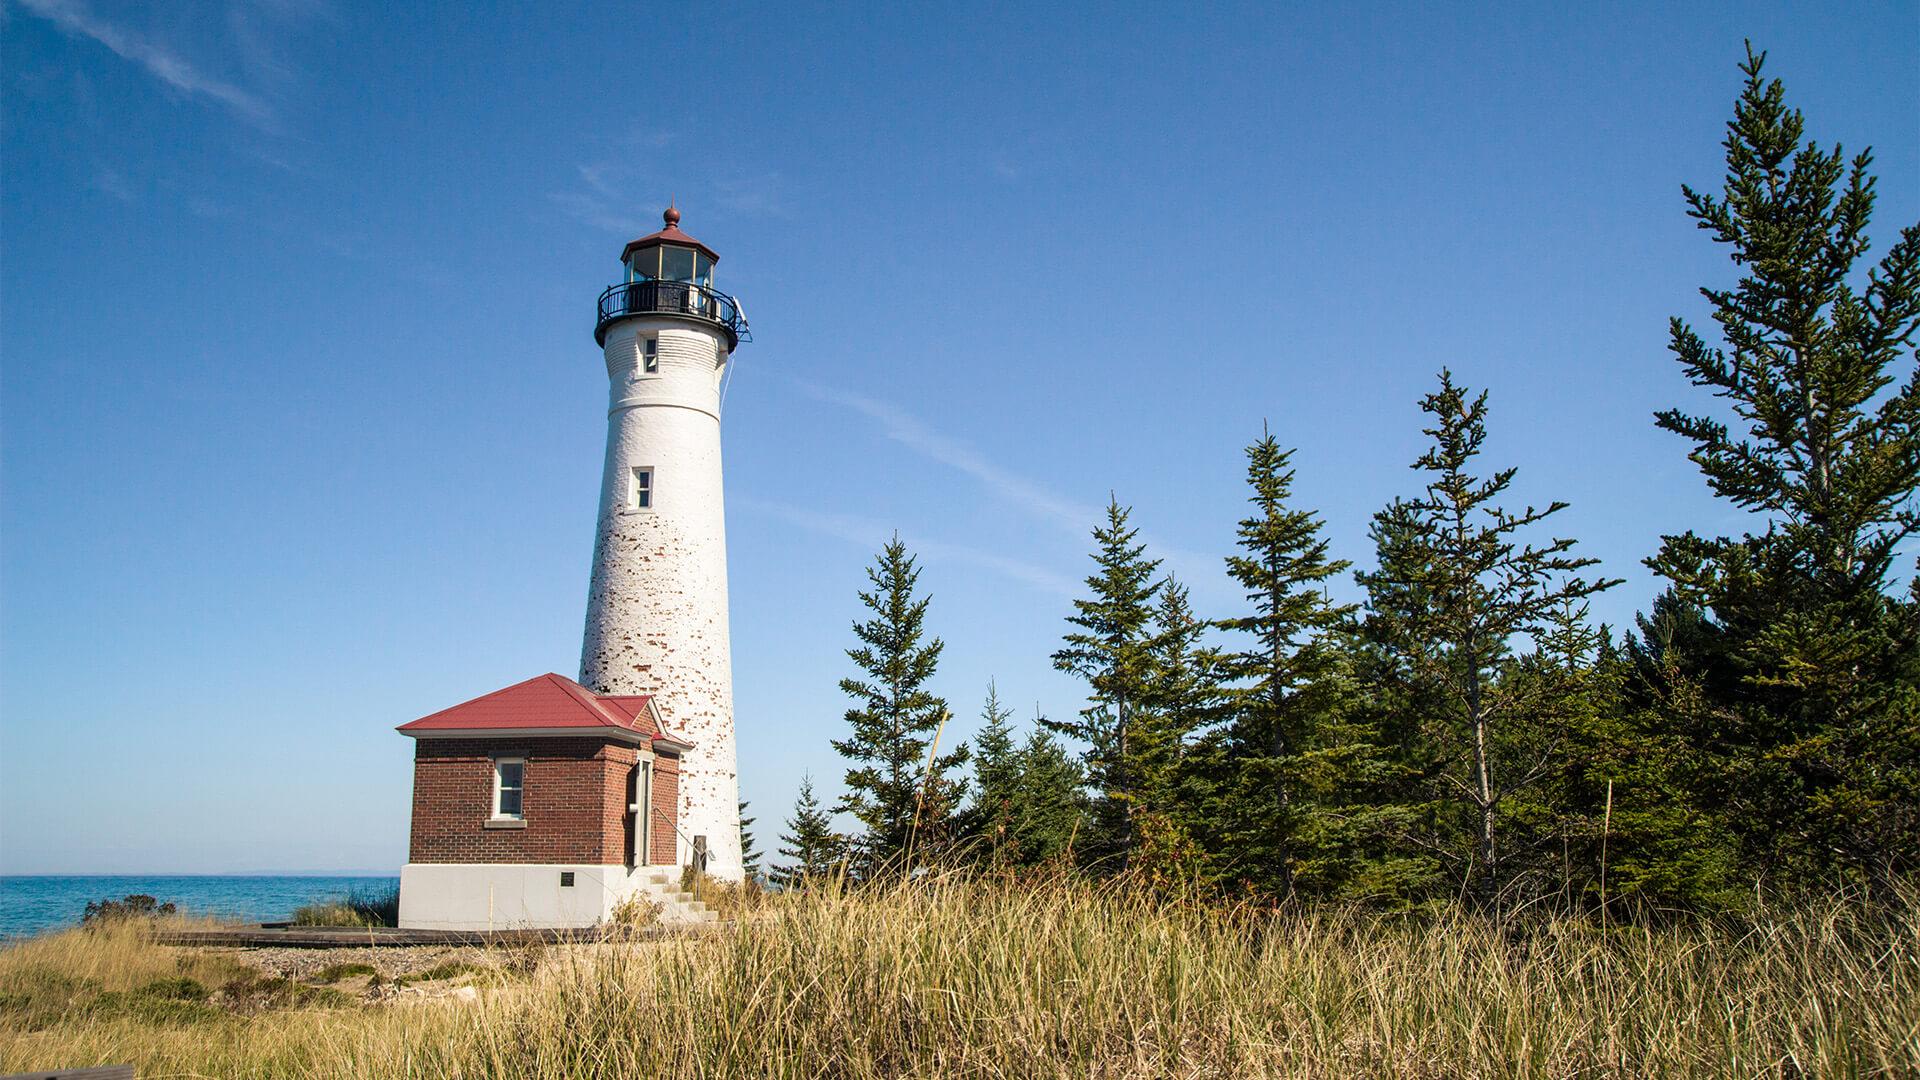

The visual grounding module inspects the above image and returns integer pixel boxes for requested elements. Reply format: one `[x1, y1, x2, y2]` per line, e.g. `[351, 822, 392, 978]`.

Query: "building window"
[493, 758, 525, 819]
[628, 467, 654, 510]
[641, 337, 659, 374]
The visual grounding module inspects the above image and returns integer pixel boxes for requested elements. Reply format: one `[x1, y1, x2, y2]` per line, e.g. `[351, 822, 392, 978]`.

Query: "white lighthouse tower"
[581, 207, 749, 881]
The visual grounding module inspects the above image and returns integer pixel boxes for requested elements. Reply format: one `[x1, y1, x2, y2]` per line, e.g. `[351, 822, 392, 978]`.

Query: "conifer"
[832, 537, 970, 874]
[772, 776, 845, 889]
[1357, 373, 1619, 905]
[1048, 497, 1163, 870]
[1647, 44, 1920, 887]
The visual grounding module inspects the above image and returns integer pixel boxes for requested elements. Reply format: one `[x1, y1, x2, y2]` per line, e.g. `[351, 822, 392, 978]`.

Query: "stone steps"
[633, 867, 719, 924]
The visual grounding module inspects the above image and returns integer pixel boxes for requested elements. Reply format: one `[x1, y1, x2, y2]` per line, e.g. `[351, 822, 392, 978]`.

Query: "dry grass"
[2, 876, 1914, 1078]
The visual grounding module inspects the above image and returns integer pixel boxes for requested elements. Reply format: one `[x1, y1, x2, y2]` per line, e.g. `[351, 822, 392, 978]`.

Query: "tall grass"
[291, 885, 402, 928]
[3, 874, 1914, 1077]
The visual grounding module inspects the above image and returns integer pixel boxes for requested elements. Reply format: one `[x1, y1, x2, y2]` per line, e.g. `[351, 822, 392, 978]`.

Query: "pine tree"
[738, 801, 761, 880]
[967, 682, 1023, 867]
[1549, 599, 1750, 914]
[1127, 579, 1216, 884]
[832, 537, 970, 874]
[1048, 497, 1163, 871]
[772, 776, 845, 889]
[1009, 717, 1087, 867]
[1647, 44, 1920, 889]
[1208, 429, 1355, 898]
[1356, 372, 1620, 905]
[967, 689, 1088, 869]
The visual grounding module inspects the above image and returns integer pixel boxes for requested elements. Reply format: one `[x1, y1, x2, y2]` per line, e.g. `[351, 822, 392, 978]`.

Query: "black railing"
[596, 280, 750, 347]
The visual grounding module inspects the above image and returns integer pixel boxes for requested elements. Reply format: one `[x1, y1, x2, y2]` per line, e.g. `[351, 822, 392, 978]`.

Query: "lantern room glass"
[628, 247, 658, 282]
[661, 245, 696, 282]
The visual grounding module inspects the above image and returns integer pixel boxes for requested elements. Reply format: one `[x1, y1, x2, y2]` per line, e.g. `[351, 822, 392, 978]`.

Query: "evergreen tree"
[968, 688, 1089, 869]
[1208, 429, 1356, 898]
[772, 776, 845, 889]
[967, 682, 1023, 866]
[739, 800, 761, 880]
[1553, 599, 1750, 914]
[1048, 497, 1163, 871]
[1646, 44, 1920, 889]
[1010, 721, 1087, 867]
[1356, 372, 1619, 905]
[1128, 578, 1216, 884]
[832, 537, 970, 874]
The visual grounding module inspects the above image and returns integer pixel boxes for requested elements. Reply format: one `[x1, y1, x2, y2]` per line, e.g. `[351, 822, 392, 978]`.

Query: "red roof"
[397, 673, 689, 750]
[620, 205, 720, 263]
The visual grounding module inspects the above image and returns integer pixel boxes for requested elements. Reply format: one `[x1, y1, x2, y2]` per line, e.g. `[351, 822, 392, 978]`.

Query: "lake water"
[0, 875, 401, 939]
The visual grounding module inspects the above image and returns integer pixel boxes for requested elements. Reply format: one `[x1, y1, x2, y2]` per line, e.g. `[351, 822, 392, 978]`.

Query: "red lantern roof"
[620, 205, 719, 264]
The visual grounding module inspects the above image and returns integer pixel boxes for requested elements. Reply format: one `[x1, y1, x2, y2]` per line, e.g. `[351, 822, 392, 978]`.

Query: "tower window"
[493, 758, 525, 819]
[641, 337, 659, 374]
[628, 467, 654, 510]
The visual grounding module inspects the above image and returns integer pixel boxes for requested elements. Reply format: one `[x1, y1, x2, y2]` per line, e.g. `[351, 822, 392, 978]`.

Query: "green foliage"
[968, 684, 1086, 869]
[312, 962, 378, 984]
[90, 978, 221, 1026]
[772, 775, 847, 888]
[739, 800, 761, 879]
[1356, 372, 1619, 906]
[1199, 428, 1368, 899]
[1047, 497, 1164, 870]
[832, 536, 971, 873]
[82, 894, 176, 925]
[1647, 43, 1920, 893]
[804, 44, 1917, 918]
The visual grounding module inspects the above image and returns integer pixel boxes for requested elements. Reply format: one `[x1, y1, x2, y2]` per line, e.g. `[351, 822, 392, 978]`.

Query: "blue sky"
[3, 1, 1915, 874]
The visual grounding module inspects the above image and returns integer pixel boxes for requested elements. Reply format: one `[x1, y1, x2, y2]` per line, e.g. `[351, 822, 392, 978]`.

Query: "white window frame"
[492, 757, 525, 820]
[627, 466, 655, 511]
[640, 336, 660, 375]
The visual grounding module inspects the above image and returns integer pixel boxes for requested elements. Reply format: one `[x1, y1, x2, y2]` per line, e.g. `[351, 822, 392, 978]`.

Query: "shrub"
[81, 894, 176, 926]
[217, 973, 351, 1013]
[89, 978, 220, 1026]
[312, 962, 378, 983]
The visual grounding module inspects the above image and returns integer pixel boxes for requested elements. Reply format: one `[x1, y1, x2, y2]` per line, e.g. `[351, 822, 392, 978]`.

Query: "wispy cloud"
[794, 382, 1099, 531]
[17, 0, 276, 127]
[737, 498, 1077, 597]
[793, 380, 1234, 599]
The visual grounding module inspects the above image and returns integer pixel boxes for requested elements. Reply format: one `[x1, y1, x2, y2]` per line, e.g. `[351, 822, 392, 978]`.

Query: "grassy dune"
[3, 877, 1914, 1078]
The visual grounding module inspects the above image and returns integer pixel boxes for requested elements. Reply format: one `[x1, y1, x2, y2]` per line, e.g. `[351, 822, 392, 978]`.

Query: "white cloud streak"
[17, 0, 276, 127]
[794, 382, 1100, 532]
[737, 498, 1077, 598]
[793, 380, 1236, 601]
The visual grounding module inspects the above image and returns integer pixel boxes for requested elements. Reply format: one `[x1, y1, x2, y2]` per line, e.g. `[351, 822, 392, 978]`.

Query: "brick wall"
[409, 736, 678, 866]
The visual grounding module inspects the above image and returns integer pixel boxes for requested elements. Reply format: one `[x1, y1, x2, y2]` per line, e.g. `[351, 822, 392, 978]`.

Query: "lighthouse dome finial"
[663, 204, 680, 227]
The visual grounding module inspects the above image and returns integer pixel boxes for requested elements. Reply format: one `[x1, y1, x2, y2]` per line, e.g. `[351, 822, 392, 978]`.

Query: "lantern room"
[621, 205, 719, 285]
[596, 206, 749, 348]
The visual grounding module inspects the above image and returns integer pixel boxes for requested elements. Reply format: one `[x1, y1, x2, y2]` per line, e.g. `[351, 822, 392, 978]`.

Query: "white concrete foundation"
[398, 863, 718, 930]
[399, 863, 635, 930]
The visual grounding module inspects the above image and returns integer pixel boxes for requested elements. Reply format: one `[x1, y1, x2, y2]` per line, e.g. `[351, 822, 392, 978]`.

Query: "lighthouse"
[580, 207, 749, 881]
[394, 208, 749, 930]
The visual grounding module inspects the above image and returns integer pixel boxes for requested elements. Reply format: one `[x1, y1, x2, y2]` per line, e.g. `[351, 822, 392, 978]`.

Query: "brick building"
[395, 673, 691, 928]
